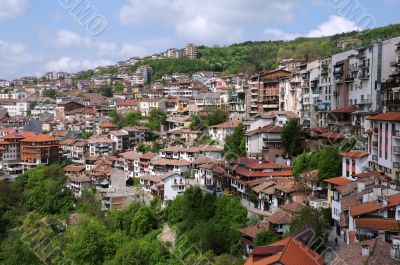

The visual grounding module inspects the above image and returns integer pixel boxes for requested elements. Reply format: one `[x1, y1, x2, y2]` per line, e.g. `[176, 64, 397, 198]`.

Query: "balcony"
[390, 60, 400, 67]
[358, 72, 369, 80]
[382, 80, 400, 91]
[394, 162, 400, 169]
[383, 99, 400, 107]
[394, 146, 400, 155]
[394, 130, 400, 138]
[357, 98, 373, 105]
[349, 66, 359, 72]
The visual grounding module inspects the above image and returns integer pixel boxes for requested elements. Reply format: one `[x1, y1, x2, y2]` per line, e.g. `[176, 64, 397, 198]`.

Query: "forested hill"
[130, 23, 400, 80]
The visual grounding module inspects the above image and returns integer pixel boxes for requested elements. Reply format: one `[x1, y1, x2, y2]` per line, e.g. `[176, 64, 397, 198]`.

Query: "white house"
[161, 172, 187, 202]
[208, 120, 240, 144]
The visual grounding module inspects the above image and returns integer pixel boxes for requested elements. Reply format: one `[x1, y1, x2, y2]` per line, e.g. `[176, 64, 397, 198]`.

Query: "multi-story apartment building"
[194, 92, 227, 113]
[185, 43, 198, 60]
[136, 65, 153, 83]
[19, 134, 61, 171]
[88, 136, 116, 157]
[248, 69, 291, 118]
[381, 37, 400, 112]
[367, 112, 400, 179]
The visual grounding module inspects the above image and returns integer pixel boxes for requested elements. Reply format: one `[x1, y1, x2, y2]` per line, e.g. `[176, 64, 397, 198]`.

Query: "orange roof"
[99, 121, 118, 128]
[331, 105, 356, 113]
[209, 120, 240, 129]
[234, 167, 292, 178]
[21, 134, 58, 143]
[239, 223, 270, 239]
[355, 218, 399, 231]
[323, 177, 353, 186]
[351, 201, 382, 216]
[245, 236, 323, 265]
[367, 112, 400, 122]
[340, 150, 368, 158]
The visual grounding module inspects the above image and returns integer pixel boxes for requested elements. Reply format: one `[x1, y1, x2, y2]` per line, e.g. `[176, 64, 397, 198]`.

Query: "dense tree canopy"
[224, 123, 246, 160]
[292, 146, 342, 179]
[282, 119, 303, 157]
[289, 206, 331, 253]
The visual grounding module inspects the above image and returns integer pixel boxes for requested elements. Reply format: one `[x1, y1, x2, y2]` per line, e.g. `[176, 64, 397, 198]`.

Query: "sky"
[0, 0, 399, 80]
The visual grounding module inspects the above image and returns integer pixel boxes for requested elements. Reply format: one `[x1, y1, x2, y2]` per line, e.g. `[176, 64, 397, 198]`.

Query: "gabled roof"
[246, 124, 283, 136]
[323, 176, 353, 186]
[355, 218, 398, 231]
[209, 120, 240, 129]
[266, 209, 293, 225]
[245, 236, 323, 265]
[340, 150, 368, 158]
[239, 223, 270, 239]
[367, 112, 400, 122]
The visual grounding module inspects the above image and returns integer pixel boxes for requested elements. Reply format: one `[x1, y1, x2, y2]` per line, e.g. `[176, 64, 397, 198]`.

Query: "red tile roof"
[21, 134, 58, 143]
[239, 223, 270, 239]
[367, 112, 400, 122]
[355, 218, 398, 231]
[234, 167, 292, 178]
[350, 201, 382, 216]
[323, 177, 353, 186]
[245, 236, 323, 265]
[209, 120, 240, 129]
[340, 150, 368, 158]
[99, 121, 118, 128]
[331, 105, 356, 113]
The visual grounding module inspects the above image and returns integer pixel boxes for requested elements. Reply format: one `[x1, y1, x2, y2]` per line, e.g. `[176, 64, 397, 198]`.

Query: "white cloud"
[264, 15, 361, 41]
[0, 39, 42, 79]
[263, 28, 300, 41]
[307, 15, 361, 37]
[55, 30, 92, 47]
[0, 0, 29, 21]
[118, 0, 297, 44]
[44, 57, 113, 72]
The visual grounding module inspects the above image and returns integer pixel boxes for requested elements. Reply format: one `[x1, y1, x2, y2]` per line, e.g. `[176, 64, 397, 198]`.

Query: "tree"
[80, 130, 94, 139]
[292, 146, 341, 180]
[42, 89, 58, 99]
[97, 85, 113, 97]
[130, 207, 158, 238]
[137, 142, 151, 153]
[15, 165, 73, 216]
[206, 109, 228, 126]
[224, 123, 246, 160]
[314, 146, 341, 179]
[146, 109, 167, 131]
[124, 111, 142, 126]
[66, 217, 117, 265]
[114, 83, 124, 92]
[292, 152, 311, 177]
[282, 119, 303, 157]
[254, 230, 280, 246]
[190, 114, 207, 131]
[289, 207, 331, 252]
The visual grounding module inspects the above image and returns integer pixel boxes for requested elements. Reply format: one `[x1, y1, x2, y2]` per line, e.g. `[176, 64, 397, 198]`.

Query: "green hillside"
[134, 24, 400, 80]
[80, 23, 400, 82]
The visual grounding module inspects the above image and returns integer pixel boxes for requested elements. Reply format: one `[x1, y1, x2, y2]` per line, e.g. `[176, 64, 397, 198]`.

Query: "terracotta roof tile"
[323, 177, 353, 186]
[340, 150, 368, 158]
[367, 112, 400, 122]
[239, 223, 270, 239]
[355, 218, 398, 231]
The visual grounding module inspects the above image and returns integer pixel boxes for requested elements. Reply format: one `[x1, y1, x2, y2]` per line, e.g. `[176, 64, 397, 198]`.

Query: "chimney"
[361, 245, 370, 256]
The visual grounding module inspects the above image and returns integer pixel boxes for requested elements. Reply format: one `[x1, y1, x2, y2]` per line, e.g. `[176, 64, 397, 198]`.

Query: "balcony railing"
[357, 99, 372, 105]
[382, 81, 400, 91]
[394, 162, 400, 169]
[383, 99, 400, 106]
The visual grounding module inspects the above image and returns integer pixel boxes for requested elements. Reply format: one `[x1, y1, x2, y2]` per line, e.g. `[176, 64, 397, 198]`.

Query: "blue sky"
[0, 0, 399, 79]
